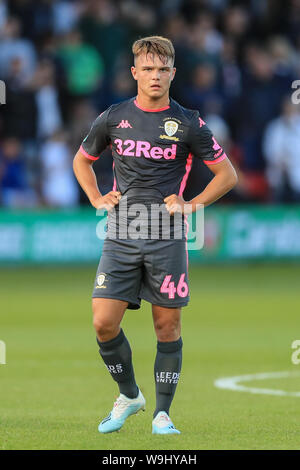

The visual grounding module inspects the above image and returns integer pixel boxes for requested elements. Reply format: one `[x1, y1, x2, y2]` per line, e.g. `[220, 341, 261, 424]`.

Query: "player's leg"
[92, 237, 146, 433]
[93, 297, 145, 433]
[139, 238, 188, 434]
[92, 238, 144, 399]
[151, 305, 182, 434]
[93, 297, 139, 399]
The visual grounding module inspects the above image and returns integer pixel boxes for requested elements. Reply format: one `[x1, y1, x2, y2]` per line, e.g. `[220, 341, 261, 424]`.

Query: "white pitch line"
[214, 371, 300, 397]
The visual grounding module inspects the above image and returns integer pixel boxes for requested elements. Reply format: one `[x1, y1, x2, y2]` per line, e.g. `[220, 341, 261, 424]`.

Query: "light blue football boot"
[98, 389, 145, 433]
[152, 411, 181, 434]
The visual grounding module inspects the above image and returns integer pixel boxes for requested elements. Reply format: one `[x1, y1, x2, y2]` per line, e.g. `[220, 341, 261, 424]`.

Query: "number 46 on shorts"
[160, 274, 189, 299]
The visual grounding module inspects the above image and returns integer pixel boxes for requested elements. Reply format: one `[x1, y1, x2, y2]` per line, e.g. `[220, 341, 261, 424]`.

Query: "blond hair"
[132, 36, 175, 65]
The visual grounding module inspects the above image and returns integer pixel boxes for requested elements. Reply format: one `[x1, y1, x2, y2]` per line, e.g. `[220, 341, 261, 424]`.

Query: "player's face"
[131, 53, 176, 100]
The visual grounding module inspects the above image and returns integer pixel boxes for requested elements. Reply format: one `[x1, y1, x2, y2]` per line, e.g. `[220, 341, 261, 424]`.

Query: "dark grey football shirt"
[80, 97, 227, 238]
[80, 96, 227, 194]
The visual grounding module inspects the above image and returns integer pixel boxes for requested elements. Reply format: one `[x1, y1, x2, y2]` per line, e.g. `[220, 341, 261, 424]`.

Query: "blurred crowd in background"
[0, 0, 300, 208]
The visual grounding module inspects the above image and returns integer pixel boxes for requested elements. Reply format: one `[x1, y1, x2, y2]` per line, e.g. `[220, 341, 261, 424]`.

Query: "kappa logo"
[199, 117, 206, 128]
[117, 120, 133, 129]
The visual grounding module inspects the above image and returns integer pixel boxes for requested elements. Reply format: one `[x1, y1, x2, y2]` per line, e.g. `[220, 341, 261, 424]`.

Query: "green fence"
[0, 205, 300, 264]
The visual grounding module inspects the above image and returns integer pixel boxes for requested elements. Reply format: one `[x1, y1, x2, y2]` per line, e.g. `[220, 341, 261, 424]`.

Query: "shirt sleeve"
[188, 111, 227, 165]
[79, 107, 111, 161]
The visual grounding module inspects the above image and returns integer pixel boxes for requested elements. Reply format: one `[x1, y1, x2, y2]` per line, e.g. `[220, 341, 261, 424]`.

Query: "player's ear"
[171, 67, 176, 81]
[131, 66, 137, 81]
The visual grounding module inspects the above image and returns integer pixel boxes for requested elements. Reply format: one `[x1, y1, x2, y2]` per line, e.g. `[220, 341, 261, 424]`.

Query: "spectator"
[56, 29, 104, 99]
[52, 0, 80, 36]
[78, 0, 128, 74]
[68, 99, 98, 155]
[40, 130, 79, 207]
[0, 0, 299, 206]
[106, 68, 136, 105]
[192, 11, 223, 55]
[220, 37, 241, 102]
[0, 137, 37, 207]
[30, 59, 63, 140]
[263, 97, 300, 203]
[222, 5, 250, 41]
[182, 62, 223, 114]
[2, 57, 37, 141]
[268, 36, 298, 78]
[0, 16, 36, 81]
[233, 46, 286, 171]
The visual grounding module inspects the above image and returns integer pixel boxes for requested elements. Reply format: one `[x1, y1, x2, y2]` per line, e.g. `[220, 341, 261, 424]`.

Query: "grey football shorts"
[92, 237, 190, 309]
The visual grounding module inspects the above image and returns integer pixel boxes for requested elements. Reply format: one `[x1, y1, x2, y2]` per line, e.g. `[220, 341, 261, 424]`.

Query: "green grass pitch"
[1, 263, 300, 450]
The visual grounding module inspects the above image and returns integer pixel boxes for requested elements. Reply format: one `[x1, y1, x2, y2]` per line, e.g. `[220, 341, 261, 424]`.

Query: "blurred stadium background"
[1, 0, 300, 450]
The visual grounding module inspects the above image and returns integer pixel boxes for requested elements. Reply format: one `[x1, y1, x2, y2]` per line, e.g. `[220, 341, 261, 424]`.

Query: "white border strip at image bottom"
[214, 371, 300, 397]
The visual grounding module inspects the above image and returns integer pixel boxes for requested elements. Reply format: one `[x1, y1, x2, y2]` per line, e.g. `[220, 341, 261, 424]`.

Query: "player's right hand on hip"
[92, 191, 121, 211]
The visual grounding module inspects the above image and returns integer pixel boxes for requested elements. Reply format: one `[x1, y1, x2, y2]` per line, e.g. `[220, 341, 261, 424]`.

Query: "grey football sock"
[97, 329, 139, 399]
[153, 337, 183, 418]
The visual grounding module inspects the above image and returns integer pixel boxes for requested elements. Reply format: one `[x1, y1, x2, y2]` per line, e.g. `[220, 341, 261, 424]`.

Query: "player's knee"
[92, 314, 118, 340]
[92, 304, 116, 339]
[92, 298, 126, 341]
[154, 316, 181, 342]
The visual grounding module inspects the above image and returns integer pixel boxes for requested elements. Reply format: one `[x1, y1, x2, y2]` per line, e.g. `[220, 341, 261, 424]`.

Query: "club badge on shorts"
[96, 273, 107, 288]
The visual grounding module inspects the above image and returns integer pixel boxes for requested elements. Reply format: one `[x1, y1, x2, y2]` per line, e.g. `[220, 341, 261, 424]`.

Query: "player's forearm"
[189, 171, 237, 210]
[73, 151, 102, 205]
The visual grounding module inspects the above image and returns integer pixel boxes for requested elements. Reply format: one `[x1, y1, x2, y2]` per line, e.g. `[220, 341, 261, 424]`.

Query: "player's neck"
[135, 93, 170, 111]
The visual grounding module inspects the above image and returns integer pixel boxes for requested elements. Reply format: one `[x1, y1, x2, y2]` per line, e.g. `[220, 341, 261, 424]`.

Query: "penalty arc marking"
[214, 371, 300, 397]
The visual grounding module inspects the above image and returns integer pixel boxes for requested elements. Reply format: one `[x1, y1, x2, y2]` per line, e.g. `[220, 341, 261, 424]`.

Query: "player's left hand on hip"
[164, 194, 191, 216]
